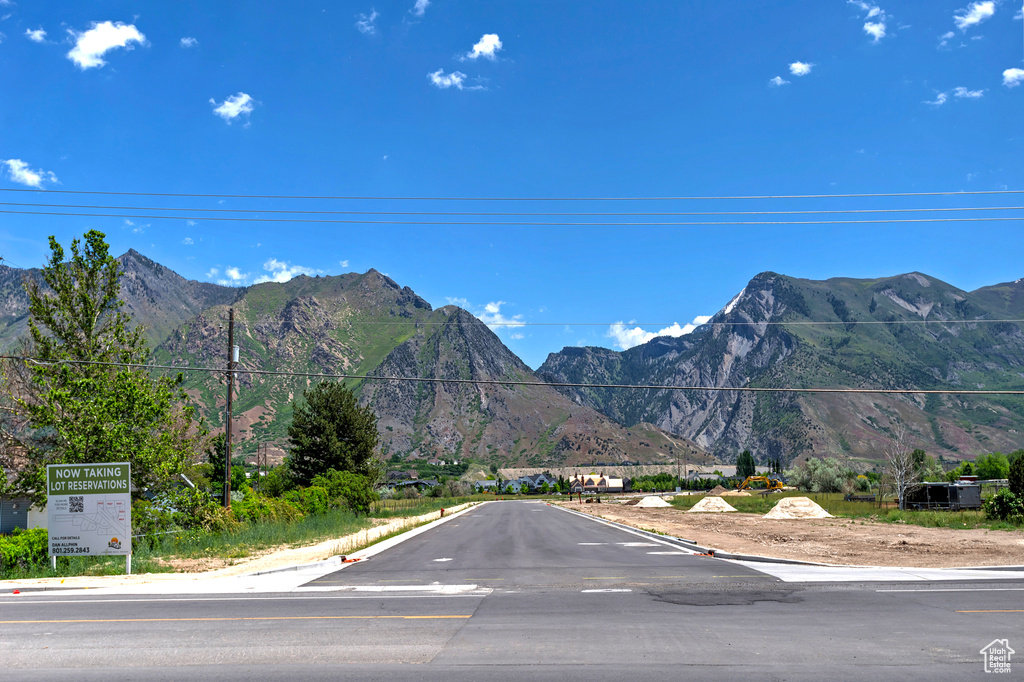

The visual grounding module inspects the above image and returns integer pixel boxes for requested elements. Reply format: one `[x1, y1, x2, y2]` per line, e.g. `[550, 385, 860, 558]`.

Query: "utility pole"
[223, 308, 236, 508]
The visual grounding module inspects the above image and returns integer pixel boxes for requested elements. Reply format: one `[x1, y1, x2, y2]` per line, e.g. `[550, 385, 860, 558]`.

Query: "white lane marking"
[302, 584, 480, 593]
[581, 589, 632, 593]
[647, 551, 690, 555]
[578, 542, 607, 545]
[877, 588, 1024, 593]
[618, 542, 659, 547]
[433, 558, 453, 562]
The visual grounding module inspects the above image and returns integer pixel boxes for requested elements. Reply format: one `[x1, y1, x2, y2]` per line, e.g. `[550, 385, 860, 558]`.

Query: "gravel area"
[557, 500, 1024, 567]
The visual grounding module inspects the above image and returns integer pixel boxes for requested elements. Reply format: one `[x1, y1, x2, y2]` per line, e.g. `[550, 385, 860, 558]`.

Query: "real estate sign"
[46, 463, 131, 557]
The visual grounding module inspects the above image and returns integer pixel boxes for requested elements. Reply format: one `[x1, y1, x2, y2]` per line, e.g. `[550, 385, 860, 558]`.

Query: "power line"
[1, 187, 1023, 201]
[257, 319, 1024, 327]
[2, 200, 1023, 218]
[5, 355, 1023, 396]
[2, 208, 1022, 226]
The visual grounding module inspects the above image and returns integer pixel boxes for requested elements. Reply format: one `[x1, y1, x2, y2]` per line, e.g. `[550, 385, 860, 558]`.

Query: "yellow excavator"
[737, 476, 785, 492]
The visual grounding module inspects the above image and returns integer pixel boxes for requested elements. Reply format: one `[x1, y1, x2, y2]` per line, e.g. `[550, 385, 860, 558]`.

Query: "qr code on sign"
[69, 496, 84, 513]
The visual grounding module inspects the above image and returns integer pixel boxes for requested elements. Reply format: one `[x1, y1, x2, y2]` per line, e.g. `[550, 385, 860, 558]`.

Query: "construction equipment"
[737, 476, 785, 492]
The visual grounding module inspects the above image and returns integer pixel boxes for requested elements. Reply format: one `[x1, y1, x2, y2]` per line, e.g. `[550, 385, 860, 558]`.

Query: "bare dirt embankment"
[556, 501, 1024, 568]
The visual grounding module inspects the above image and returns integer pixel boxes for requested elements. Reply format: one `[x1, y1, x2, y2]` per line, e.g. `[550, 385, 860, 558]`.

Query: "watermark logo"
[980, 639, 1014, 674]
[108, 537, 121, 550]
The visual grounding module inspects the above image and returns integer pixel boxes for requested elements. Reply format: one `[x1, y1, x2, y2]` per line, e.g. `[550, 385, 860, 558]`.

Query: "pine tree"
[737, 450, 756, 478]
[286, 381, 382, 486]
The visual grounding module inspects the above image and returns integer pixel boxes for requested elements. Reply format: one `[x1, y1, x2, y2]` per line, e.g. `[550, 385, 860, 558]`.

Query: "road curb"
[247, 501, 485, 577]
[551, 503, 832, 567]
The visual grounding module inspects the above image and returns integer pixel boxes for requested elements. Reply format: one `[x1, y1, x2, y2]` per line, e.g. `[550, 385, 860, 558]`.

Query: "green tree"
[1009, 455, 1024, 496]
[974, 453, 1010, 480]
[4, 231, 206, 506]
[736, 450, 756, 478]
[286, 381, 383, 487]
[206, 433, 227, 492]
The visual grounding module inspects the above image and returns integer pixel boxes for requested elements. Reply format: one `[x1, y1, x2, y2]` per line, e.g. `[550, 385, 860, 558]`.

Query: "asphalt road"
[2, 501, 1022, 680]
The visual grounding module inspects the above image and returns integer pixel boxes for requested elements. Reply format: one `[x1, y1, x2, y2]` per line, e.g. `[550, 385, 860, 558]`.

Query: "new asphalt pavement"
[2, 500, 1022, 680]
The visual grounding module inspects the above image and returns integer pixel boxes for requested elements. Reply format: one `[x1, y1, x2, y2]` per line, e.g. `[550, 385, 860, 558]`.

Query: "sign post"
[46, 463, 132, 574]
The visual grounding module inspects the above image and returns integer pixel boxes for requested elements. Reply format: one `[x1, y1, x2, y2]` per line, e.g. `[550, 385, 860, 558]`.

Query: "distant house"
[475, 480, 498, 491]
[517, 473, 557, 491]
[568, 474, 630, 494]
[0, 494, 45, 534]
[387, 478, 438, 492]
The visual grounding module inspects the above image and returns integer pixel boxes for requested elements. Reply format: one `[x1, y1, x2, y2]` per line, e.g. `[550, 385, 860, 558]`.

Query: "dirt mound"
[686, 496, 738, 513]
[720, 490, 751, 497]
[624, 498, 641, 505]
[635, 496, 672, 508]
[706, 485, 729, 496]
[763, 496, 833, 519]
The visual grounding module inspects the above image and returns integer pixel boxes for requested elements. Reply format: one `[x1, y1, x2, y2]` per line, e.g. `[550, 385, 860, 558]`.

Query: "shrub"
[0, 528, 48, 574]
[786, 457, 855, 493]
[283, 486, 330, 516]
[309, 470, 379, 515]
[231, 489, 304, 524]
[983, 489, 1024, 522]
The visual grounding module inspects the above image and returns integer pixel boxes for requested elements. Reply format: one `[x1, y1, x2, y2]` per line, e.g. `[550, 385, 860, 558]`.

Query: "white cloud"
[446, 296, 471, 309]
[180, 36, 197, 48]
[66, 21, 146, 70]
[1003, 68, 1024, 87]
[187, 219, 197, 226]
[477, 301, 525, 330]
[954, 1, 995, 31]
[411, 0, 429, 17]
[849, 1, 888, 43]
[924, 92, 949, 106]
[428, 68, 466, 89]
[464, 33, 502, 60]
[340, 259, 350, 268]
[509, 333, 525, 340]
[25, 28, 45, 43]
[356, 9, 379, 35]
[606, 316, 711, 351]
[210, 92, 254, 123]
[1015, 4, 1023, 20]
[2, 158, 57, 187]
[863, 21, 886, 42]
[953, 86, 984, 98]
[214, 266, 249, 286]
[182, 237, 194, 245]
[938, 30, 957, 48]
[769, 76, 790, 87]
[252, 258, 324, 284]
[206, 267, 219, 278]
[789, 61, 813, 76]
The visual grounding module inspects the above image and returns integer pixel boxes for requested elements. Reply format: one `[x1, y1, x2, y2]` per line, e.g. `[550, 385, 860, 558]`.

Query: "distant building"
[568, 474, 630, 494]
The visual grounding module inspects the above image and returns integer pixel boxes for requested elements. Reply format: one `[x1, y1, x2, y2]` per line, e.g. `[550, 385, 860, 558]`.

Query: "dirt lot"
[557, 500, 1024, 568]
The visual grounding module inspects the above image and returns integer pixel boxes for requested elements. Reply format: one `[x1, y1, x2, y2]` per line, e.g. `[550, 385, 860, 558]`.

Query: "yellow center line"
[956, 610, 1024, 613]
[0, 615, 473, 624]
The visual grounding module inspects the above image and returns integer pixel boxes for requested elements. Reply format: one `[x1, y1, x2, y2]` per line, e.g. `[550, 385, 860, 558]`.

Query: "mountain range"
[539, 271, 1024, 470]
[2, 251, 1022, 471]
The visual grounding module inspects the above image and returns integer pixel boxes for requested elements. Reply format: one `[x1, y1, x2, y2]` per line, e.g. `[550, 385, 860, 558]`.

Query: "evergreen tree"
[286, 381, 382, 486]
[737, 450, 756, 478]
[3, 231, 206, 505]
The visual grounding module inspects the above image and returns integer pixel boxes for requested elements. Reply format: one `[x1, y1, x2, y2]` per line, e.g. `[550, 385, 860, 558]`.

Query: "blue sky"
[1, 1, 1023, 368]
